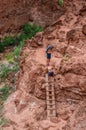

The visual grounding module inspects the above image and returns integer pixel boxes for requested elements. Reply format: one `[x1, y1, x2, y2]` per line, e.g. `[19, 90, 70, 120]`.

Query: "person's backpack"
[46, 45, 53, 53]
[48, 71, 54, 76]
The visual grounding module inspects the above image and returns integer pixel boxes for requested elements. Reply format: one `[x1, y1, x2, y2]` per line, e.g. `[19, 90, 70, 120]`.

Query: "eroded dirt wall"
[0, 0, 65, 34]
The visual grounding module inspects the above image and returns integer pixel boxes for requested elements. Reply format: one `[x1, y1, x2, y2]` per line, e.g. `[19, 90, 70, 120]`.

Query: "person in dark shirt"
[46, 45, 53, 66]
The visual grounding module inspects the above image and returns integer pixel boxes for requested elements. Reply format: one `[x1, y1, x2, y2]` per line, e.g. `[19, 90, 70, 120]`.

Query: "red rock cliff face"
[0, 0, 65, 34]
[3, 0, 86, 130]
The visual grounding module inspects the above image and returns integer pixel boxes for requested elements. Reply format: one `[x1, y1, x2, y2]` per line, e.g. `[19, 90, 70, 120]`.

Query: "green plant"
[3, 36, 14, 46]
[0, 23, 43, 52]
[0, 116, 9, 127]
[0, 63, 19, 79]
[0, 66, 11, 79]
[0, 105, 3, 112]
[0, 36, 19, 52]
[0, 86, 13, 101]
[23, 23, 43, 39]
[32, 24, 43, 33]
[64, 54, 71, 61]
[13, 41, 24, 58]
[12, 62, 19, 72]
[13, 46, 21, 58]
[0, 42, 4, 52]
[58, 0, 63, 6]
[5, 53, 14, 62]
[2, 36, 19, 47]
[18, 33, 27, 41]
[0, 86, 10, 127]
[0, 85, 14, 127]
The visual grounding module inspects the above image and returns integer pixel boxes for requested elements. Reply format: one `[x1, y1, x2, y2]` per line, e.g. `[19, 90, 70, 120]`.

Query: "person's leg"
[46, 53, 51, 66]
[47, 59, 50, 66]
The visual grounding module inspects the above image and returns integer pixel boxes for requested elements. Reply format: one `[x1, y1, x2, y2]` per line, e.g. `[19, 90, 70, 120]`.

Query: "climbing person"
[46, 44, 53, 66]
[48, 66, 55, 77]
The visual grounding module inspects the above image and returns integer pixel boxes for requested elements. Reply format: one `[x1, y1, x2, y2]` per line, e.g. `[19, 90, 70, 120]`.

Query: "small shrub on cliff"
[0, 63, 19, 79]
[0, 23, 43, 52]
[58, 0, 63, 6]
[5, 53, 14, 62]
[63, 54, 71, 61]
[2, 36, 19, 47]
[0, 66, 11, 79]
[0, 117, 9, 127]
[0, 43, 4, 52]
[0, 36, 19, 52]
[0, 86, 12, 127]
[18, 32, 28, 41]
[23, 23, 43, 39]
[13, 41, 24, 58]
[0, 86, 13, 101]
[3, 36, 15, 46]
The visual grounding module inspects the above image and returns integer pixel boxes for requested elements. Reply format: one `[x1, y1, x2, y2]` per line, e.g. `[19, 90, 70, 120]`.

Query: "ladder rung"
[46, 91, 54, 94]
[47, 102, 55, 105]
[46, 90, 54, 92]
[46, 93, 55, 96]
[47, 111, 56, 117]
[47, 109, 56, 114]
[46, 85, 54, 87]
[47, 108, 56, 110]
[46, 96, 55, 100]
[47, 114, 56, 117]
[46, 87, 54, 91]
[46, 95, 55, 97]
[47, 99, 54, 101]
[45, 74, 57, 118]
[47, 105, 56, 109]
[47, 100, 55, 104]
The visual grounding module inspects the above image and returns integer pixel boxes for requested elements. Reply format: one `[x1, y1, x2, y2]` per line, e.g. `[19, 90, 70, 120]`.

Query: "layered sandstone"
[2, 0, 86, 130]
[0, 0, 65, 34]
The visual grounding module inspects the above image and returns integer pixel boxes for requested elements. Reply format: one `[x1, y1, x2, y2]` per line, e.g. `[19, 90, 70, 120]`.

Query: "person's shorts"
[46, 53, 51, 59]
[48, 72, 54, 76]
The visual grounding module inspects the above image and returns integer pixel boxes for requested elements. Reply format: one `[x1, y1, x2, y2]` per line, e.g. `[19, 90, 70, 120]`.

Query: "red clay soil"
[0, 0, 65, 35]
[2, 0, 86, 130]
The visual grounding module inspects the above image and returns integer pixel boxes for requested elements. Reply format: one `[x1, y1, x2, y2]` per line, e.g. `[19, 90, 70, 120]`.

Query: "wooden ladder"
[45, 74, 57, 119]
